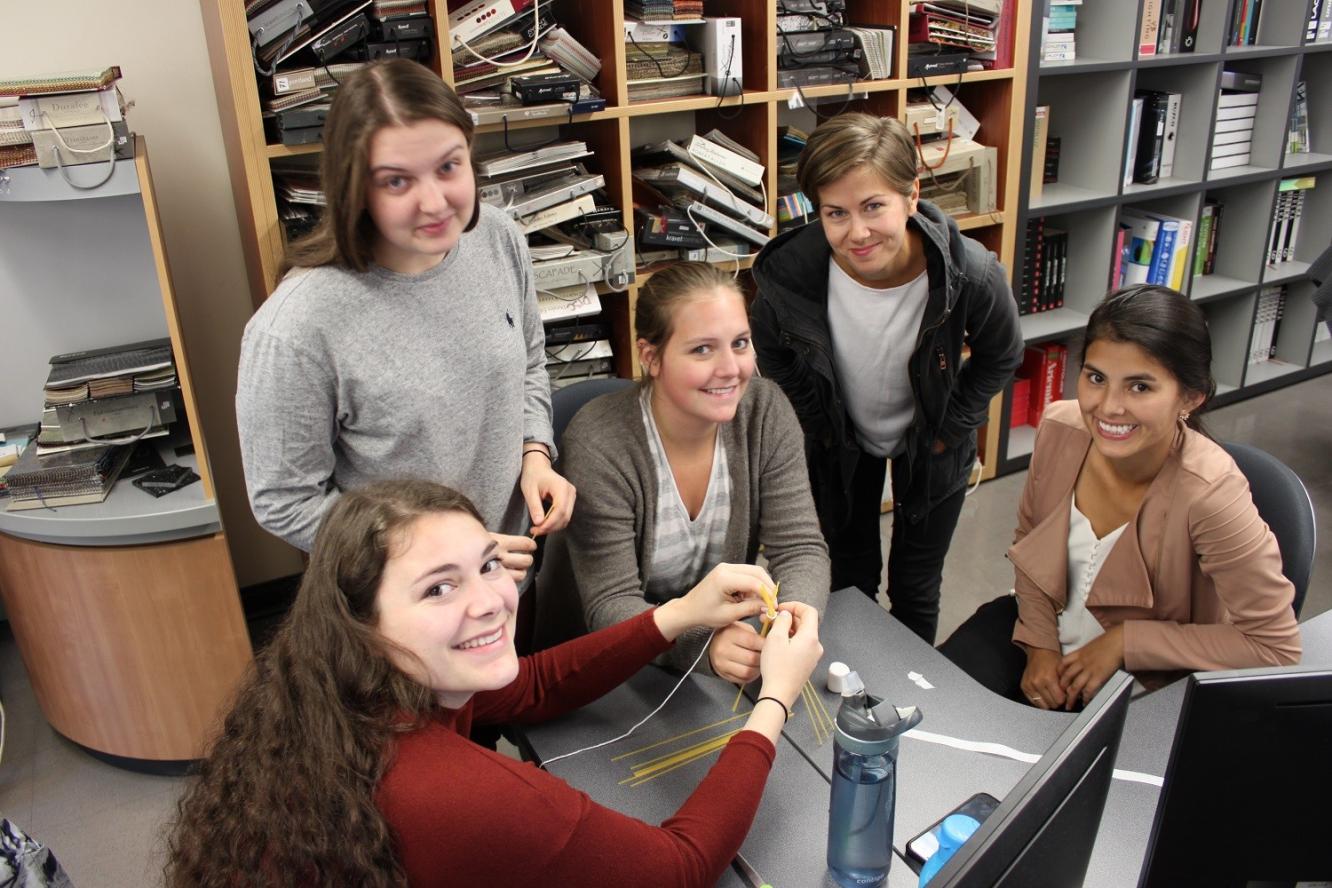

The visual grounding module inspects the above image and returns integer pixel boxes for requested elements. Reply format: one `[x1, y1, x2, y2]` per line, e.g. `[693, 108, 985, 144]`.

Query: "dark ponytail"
[1082, 284, 1215, 436]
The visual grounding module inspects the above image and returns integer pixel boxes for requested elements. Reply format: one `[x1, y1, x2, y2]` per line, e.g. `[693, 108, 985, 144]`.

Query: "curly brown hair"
[164, 481, 484, 887]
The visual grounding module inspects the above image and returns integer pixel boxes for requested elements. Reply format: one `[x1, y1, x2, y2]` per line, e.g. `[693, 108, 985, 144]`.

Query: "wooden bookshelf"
[200, 0, 1032, 482]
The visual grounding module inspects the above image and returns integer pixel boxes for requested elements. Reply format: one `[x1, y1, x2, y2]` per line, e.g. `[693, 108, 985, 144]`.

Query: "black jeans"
[937, 594, 1027, 702]
[827, 450, 967, 645]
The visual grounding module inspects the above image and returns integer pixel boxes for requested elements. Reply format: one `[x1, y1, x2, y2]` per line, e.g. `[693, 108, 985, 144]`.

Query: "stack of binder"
[3, 441, 133, 511]
[631, 130, 772, 266]
[252, 0, 436, 145]
[474, 136, 634, 378]
[450, 4, 604, 123]
[39, 338, 179, 453]
[1210, 70, 1260, 172]
[0, 66, 132, 171]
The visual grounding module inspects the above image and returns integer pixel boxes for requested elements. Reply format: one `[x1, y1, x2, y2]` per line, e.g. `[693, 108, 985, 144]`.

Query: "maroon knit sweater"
[377, 609, 776, 887]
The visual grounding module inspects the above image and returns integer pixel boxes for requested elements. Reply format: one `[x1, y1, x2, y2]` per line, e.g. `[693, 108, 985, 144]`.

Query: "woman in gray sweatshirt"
[549, 263, 830, 680]
[235, 61, 574, 579]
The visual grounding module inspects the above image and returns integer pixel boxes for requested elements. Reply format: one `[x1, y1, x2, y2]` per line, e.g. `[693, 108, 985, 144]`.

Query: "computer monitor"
[931, 672, 1134, 887]
[1138, 665, 1332, 887]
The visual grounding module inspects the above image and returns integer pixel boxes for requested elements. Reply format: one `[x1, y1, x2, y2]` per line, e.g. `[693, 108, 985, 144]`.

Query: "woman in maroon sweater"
[166, 479, 822, 887]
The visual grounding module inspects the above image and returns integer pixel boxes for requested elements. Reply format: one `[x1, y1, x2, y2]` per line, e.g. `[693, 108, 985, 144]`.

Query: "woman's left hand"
[520, 447, 576, 536]
[1056, 625, 1125, 709]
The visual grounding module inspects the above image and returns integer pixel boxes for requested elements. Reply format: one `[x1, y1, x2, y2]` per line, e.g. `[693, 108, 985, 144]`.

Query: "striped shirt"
[640, 389, 733, 603]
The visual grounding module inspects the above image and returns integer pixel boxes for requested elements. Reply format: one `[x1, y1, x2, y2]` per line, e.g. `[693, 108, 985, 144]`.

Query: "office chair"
[1223, 442, 1316, 617]
[527, 377, 635, 653]
[550, 377, 635, 455]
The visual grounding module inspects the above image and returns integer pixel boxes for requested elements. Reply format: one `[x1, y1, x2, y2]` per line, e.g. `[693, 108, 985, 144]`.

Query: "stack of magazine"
[624, 39, 705, 102]
[632, 130, 772, 267]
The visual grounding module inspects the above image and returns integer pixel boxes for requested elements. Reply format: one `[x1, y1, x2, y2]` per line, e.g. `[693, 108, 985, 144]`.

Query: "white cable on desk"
[539, 629, 717, 769]
[903, 727, 1165, 787]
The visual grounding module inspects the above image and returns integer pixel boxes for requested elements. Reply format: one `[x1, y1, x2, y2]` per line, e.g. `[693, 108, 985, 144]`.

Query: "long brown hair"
[283, 59, 478, 274]
[165, 481, 484, 887]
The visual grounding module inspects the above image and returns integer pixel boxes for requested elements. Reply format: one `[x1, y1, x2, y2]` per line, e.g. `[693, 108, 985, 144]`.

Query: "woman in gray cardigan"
[550, 263, 830, 681]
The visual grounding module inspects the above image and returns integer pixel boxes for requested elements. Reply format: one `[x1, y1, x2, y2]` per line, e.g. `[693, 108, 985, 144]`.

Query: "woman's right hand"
[1020, 646, 1067, 710]
[756, 602, 823, 709]
[653, 563, 772, 642]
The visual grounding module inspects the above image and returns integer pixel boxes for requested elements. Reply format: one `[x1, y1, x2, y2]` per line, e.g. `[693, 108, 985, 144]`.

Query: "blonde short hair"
[796, 113, 918, 208]
[635, 261, 744, 349]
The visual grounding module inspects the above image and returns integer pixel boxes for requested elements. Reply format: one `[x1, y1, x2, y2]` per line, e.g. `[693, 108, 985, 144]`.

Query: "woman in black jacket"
[751, 113, 1023, 643]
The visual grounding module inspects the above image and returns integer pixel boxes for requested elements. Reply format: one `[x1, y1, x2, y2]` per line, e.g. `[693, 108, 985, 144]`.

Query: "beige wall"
[1, 1, 303, 586]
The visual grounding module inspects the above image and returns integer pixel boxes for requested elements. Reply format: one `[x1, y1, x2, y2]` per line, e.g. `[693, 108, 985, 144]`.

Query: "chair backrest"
[1222, 442, 1316, 617]
[551, 377, 635, 455]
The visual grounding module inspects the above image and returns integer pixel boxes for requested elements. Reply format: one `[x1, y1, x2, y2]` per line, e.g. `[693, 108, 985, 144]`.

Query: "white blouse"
[1059, 500, 1128, 655]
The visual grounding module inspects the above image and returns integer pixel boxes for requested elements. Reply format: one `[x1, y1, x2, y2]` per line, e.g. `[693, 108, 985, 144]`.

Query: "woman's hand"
[1057, 625, 1125, 710]
[1020, 646, 1067, 710]
[757, 602, 823, 709]
[490, 533, 538, 585]
[520, 447, 575, 537]
[652, 563, 772, 642]
[709, 622, 764, 684]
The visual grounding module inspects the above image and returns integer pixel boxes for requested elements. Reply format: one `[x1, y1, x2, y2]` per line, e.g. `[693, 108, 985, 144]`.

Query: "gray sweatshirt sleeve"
[510, 225, 555, 456]
[235, 326, 339, 552]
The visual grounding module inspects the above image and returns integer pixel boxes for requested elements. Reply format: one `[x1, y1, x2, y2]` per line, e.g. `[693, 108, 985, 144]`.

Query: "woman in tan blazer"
[940, 286, 1301, 709]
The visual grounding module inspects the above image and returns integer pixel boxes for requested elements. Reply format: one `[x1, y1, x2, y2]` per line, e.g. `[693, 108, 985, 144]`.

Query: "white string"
[903, 727, 1165, 787]
[539, 628, 717, 768]
[453, 0, 551, 68]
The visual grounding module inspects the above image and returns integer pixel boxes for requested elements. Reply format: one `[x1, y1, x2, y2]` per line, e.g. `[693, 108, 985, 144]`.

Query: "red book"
[1110, 224, 1128, 290]
[1010, 377, 1031, 429]
[1021, 343, 1067, 427]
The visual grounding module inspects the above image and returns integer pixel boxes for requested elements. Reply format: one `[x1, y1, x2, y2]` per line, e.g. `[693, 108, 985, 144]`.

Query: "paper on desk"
[904, 728, 1164, 787]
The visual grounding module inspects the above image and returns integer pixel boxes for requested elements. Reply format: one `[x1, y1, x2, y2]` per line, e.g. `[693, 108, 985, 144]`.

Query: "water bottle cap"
[834, 685, 923, 755]
[940, 814, 981, 847]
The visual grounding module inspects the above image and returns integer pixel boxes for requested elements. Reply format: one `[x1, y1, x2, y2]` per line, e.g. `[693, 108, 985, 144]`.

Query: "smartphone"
[904, 791, 1001, 872]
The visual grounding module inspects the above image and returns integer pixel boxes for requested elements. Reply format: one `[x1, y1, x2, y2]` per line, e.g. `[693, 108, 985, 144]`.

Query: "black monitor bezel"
[930, 671, 1135, 887]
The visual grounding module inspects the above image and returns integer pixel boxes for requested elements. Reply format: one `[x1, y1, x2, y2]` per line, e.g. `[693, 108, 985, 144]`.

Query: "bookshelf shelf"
[1030, 184, 1118, 214]
[0, 137, 252, 768]
[1282, 153, 1332, 173]
[0, 444, 218, 547]
[1190, 274, 1257, 303]
[1122, 177, 1204, 199]
[1019, 308, 1090, 343]
[1038, 58, 1130, 76]
[0, 156, 141, 201]
[1263, 260, 1312, 284]
[1007, 423, 1037, 459]
[201, 0, 1035, 485]
[1000, 0, 1332, 473]
[1244, 359, 1305, 386]
[1137, 52, 1226, 68]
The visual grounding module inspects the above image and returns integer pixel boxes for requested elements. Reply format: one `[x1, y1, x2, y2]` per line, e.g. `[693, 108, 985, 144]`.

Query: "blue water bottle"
[827, 671, 923, 888]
